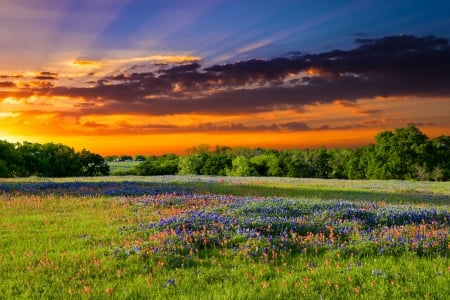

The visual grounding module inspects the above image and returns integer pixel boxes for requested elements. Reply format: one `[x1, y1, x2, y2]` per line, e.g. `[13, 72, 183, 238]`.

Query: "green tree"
[186, 144, 211, 155]
[178, 154, 205, 175]
[201, 153, 231, 175]
[250, 153, 282, 177]
[328, 148, 351, 179]
[119, 155, 133, 161]
[369, 125, 430, 179]
[134, 156, 160, 175]
[430, 135, 450, 180]
[78, 149, 110, 176]
[228, 146, 254, 158]
[213, 145, 232, 154]
[17, 142, 45, 176]
[226, 155, 256, 176]
[136, 154, 179, 175]
[1, 140, 109, 177]
[305, 148, 332, 178]
[158, 154, 179, 174]
[0, 140, 24, 177]
[134, 155, 146, 162]
[0, 159, 8, 177]
[279, 150, 310, 178]
[38, 143, 80, 177]
[430, 166, 445, 181]
[104, 155, 118, 162]
[345, 146, 370, 179]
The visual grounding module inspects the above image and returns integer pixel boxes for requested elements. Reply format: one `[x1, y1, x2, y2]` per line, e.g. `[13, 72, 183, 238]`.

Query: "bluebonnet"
[114, 194, 449, 262]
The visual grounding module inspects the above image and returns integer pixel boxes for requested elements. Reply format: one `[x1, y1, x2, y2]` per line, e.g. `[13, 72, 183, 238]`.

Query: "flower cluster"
[0, 181, 192, 196]
[115, 194, 449, 265]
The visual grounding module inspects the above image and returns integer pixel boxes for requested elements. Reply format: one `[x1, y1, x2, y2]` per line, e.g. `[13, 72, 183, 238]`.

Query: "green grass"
[0, 177, 449, 299]
[107, 161, 140, 174]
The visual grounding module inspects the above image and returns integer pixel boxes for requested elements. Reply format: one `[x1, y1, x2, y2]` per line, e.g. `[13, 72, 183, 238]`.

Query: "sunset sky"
[1, 0, 449, 155]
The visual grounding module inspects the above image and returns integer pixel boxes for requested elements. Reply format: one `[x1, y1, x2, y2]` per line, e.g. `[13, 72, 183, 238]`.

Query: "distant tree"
[368, 125, 430, 179]
[38, 143, 79, 177]
[430, 135, 450, 180]
[251, 147, 267, 157]
[0, 140, 24, 177]
[328, 148, 351, 179]
[415, 165, 429, 181]
[250, 155, 268, 176]
[200, 153, 231, 176]
[213, 145, 232, 154]
[228, 146, 254, 158]
[345, 146, 370, 179]
[279, 150, 309, 178]
[119, 155, 133, 161]
[0, 159, 8, 177]
[1, 125, 447, 180]
[430, 166, 445, 181]
[0, 140, 109, 177]
[17, 142, 45, 176]
[136, 154, 179, 175]
[226, 156, 257, 177]
[178, 154, 205, 175]
[185, 144, 210, 155]
[78, 149, 110, 176]
[158, 154, 179, 174]
[104, 156, 118, 162]
[250, 153, 282, 177]
[134, 156, 158, 175]
[305, 148, 332, 178]
[134, 154, 146, 161]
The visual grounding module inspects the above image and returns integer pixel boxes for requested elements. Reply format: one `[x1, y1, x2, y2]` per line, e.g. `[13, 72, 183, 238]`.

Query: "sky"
[1, 0, 449, 155]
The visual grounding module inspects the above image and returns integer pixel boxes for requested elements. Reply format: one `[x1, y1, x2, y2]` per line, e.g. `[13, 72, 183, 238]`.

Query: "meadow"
[107, 161, 141, 175]
[0, 176, 449, 299]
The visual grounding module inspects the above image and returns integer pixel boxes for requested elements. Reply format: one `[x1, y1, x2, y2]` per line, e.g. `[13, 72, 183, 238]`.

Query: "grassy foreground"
[0, 176, 449, 299]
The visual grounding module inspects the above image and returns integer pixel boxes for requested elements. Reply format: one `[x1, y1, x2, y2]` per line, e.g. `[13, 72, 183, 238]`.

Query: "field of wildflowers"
[0, 176, 449, 299]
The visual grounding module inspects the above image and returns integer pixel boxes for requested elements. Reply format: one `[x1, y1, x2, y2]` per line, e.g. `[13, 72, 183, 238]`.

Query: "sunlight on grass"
[0, 177, 449, 299]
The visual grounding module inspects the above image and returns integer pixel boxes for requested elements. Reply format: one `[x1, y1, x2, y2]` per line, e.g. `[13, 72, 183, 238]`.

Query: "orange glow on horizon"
[3, 127, 445, 156]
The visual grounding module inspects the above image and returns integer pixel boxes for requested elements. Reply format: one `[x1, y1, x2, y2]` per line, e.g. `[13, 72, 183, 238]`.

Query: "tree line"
[114, 125, 449, 181]
[0, 141, 109, 177]
[1, 125, 448, 180]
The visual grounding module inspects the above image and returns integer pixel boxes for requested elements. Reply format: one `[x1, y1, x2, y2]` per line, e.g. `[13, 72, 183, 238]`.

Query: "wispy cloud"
[236, 39, 273, 54]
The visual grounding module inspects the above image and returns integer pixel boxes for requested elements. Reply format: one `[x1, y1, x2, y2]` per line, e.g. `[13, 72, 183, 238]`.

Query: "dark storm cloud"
[204, 58, 307, 84]
[26, 35, 450, 116]
[311, 35, 450, 79]
[104, 72, 156, 82]
[159, 62, 202, 74]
